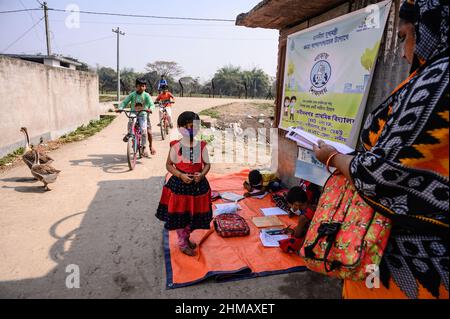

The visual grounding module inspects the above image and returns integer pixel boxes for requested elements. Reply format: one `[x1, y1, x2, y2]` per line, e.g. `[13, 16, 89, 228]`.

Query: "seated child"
[243, 169, 281, 197]
[286, 186, 316, 238]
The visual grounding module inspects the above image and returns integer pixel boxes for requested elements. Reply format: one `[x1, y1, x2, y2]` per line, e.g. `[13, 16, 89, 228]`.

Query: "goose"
[20, 127, 53, 169]
[30, 149, 61, 191]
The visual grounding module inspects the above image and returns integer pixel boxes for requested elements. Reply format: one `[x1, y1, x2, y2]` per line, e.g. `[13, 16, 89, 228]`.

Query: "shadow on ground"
[0, 176, 165, 298]
[0, 174, 342, 299]
[69, 154, 138, 174]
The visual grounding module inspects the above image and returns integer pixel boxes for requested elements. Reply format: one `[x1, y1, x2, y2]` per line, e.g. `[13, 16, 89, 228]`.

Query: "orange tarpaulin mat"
[163, 170, 307, 289]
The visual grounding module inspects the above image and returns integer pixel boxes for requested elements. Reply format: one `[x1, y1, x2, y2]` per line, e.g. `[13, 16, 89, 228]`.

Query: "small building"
[236, 0, 410, 187]
[1, 54, 82, 70]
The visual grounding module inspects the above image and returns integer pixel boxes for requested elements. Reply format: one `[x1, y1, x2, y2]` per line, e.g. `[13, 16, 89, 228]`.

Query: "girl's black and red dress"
[156, 140, 212, 230]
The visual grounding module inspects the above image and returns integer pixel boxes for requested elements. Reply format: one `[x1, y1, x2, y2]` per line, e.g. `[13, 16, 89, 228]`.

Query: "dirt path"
[0, 97, 341, 298]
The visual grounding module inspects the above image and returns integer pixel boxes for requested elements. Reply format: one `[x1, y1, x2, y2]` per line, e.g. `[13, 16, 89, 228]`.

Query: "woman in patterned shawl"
[313, 0, 448, 299]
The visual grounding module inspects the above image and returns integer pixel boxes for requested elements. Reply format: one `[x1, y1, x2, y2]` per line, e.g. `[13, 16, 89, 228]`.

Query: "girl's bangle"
[326, 151, 340, 174]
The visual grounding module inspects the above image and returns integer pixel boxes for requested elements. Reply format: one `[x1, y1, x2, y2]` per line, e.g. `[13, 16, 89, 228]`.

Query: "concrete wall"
[0, 56, 101, 157]
[274, 0, 409, 188]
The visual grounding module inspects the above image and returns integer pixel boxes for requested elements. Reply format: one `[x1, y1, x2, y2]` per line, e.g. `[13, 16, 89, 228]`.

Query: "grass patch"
[199, 108, 220, 119]
[59, 115, 116, 143]
[0, 147, 25, 167]
[0, 116, 117, 170]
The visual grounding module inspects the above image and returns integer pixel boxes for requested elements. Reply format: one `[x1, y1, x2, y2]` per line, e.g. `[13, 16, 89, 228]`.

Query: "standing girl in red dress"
[156, 111, 212, 256]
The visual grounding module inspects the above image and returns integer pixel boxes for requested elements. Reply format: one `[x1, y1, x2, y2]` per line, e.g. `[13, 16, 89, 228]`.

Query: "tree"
[361, 40, 381, 72]
[212, 65, 242, 97]
[120, 67, 137, 94]
[242, 68, 271, 98]
[97, 66, 117, 93]
[145, 61, 183, 79]
[288, 61, 295, 76]
[179, 76, 202, 96]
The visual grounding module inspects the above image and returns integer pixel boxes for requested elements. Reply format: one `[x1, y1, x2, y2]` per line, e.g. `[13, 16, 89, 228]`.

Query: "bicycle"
[116, 109, 151, 170]
[155, 101, 174, 140]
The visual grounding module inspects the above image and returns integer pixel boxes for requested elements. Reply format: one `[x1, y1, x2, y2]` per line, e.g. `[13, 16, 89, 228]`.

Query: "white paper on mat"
[214, 202, 241, 216]
[251, 190, 268, 199]
[259, 230, 289, 247]
[260, 207, 289, 216]
[220, 192, 245, 202]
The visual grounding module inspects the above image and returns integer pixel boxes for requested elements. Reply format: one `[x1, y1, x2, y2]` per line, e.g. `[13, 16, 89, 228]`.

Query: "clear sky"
[0, 0, 279, 81]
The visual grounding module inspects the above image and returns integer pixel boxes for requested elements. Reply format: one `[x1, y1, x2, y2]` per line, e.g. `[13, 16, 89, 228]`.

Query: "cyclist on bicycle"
[116, 78, 155, 157]
[157, 75, 168, 93]
[156, 84, 175, 129]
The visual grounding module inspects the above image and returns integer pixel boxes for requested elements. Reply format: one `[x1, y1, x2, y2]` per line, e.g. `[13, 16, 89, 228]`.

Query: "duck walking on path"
[20, 127, 53, 169]
[30, 149, 61, 191]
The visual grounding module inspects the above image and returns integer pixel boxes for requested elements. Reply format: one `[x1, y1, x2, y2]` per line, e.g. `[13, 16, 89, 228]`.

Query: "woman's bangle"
[326, 151, 341, 174]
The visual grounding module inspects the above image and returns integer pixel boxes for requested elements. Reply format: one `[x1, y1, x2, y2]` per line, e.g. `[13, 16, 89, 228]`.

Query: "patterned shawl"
[350, 0, 449, 298]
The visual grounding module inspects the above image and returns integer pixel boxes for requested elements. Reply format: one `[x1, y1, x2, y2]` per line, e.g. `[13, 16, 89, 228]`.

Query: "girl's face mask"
[290, 207, 301, 215]
[284, 100, 290, 107]
[179, 127, 197, 138]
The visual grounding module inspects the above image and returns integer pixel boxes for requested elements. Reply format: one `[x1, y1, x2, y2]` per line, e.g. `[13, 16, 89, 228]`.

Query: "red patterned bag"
[299, 173, 392, 281]
[214, 213, 250, 238]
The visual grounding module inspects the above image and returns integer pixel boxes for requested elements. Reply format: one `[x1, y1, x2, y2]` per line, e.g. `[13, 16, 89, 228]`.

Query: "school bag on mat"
[299, 172, 392, 281]
[214, 213, 250, 238]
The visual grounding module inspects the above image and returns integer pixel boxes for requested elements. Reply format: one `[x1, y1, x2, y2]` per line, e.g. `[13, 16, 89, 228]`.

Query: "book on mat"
[252, 215, 285, 228]
[260, 207, 289, 216]
[285, 127, 354, 154]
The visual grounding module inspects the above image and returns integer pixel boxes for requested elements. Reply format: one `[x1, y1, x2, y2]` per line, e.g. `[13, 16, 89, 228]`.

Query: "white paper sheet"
[259, 230, 289, 247]
[214, 203, 242, 216]
[220, 192, 244, 202]
[287, 127, 355, 154]
[251, 190, 268, 199]
[260, 207, 289, 216]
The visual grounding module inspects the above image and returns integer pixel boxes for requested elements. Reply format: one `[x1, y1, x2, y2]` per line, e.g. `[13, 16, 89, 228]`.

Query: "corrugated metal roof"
[236, 0, 349, 29]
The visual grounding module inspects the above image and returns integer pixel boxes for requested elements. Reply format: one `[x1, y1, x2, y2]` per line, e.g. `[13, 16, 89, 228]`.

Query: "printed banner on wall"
[280, 0, 391, 143]
[280, 0, 392, 185]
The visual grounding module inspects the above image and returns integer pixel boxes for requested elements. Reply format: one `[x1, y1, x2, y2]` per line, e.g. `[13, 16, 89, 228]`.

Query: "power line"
[49, 19, 235, 27]
[46, 7, 235, 22]
[1, 16, 44, 53]
[18, 0, 42, 40]
[127, 33, 273, 41]
[59, 36, 115, 48]
[0, 8, 41, 14]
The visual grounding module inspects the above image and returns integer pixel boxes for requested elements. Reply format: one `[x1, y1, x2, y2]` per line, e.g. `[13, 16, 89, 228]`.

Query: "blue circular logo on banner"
[310, 60, 331, 88]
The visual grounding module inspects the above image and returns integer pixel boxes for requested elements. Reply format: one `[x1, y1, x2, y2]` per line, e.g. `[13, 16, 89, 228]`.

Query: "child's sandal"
[180, 246, 197, 256]
[188, 240, 197, 249]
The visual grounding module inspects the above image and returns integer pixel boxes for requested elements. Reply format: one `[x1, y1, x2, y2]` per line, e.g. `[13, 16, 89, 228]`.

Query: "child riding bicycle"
[156, 85, 175, 128]
[116, 78, 155, 157]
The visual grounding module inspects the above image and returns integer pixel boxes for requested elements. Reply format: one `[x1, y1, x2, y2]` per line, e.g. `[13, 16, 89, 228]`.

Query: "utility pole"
[43, 2, 51, 55]
[112, 27, 125, 103]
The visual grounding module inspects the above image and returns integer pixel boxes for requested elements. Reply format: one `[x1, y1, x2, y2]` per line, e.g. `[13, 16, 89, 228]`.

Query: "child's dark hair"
[307, 183, 322, 204]
[284, 96, 290, 102]
[290, 96, 297, 101]
[248, 170, 263, 186]
[177, 111, 200, 127]
[286, 186, 308, 204]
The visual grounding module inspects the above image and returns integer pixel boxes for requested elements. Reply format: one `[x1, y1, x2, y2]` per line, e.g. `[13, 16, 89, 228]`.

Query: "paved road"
[0, 97, 341, 298]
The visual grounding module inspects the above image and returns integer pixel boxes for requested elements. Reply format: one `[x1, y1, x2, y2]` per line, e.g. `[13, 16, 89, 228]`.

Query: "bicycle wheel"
[165, 119, 170, 135]
[160, 118, 166, 140]
[127, 136, 137, 170]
